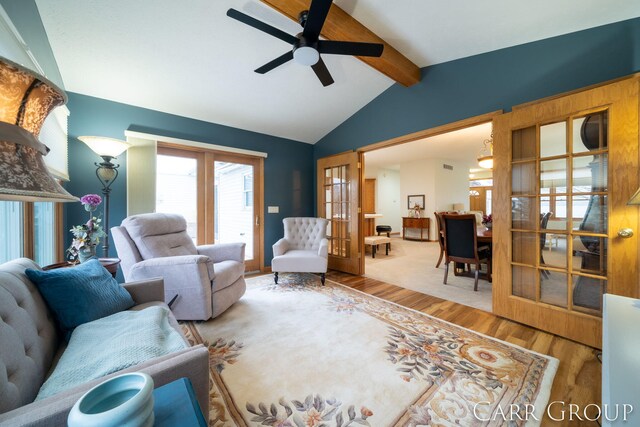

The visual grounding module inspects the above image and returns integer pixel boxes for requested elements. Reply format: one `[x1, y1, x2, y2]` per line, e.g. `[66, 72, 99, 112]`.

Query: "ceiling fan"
[227, 0, 384, 87]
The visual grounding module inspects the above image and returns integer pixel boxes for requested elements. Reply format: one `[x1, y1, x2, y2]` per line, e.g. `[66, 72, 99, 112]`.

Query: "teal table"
[153, 378, 207, 427]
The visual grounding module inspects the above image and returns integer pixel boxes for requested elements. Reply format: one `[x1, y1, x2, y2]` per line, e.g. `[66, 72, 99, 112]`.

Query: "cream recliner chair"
[271, 217, 329, 285]
[112, 213, 246, 320]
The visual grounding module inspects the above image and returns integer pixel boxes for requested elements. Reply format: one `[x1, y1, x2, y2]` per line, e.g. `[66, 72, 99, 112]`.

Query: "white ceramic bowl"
[67, 372, 154, 427]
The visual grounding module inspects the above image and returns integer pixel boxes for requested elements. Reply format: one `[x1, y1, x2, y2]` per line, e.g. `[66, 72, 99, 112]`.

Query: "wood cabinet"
[402, 217, 430, 241]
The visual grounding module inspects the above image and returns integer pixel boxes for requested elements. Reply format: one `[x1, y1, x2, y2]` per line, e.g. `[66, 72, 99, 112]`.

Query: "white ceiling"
[36, 0, 640, 144]
[364, 122, 492, 172]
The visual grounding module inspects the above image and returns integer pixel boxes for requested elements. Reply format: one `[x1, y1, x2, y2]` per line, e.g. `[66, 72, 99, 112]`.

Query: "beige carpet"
[364, 238, 493, 312]
[182, 274, 558, 426]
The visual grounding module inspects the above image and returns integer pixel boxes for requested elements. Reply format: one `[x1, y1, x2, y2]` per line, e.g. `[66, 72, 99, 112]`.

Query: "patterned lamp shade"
[0, 57, 78, 202]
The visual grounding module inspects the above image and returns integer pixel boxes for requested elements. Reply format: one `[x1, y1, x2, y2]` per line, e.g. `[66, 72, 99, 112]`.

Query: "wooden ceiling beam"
[259, 0, 421, 87]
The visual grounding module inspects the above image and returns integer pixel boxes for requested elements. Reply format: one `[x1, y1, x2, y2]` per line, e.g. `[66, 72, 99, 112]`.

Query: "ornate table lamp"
[0, 57, 77, 202]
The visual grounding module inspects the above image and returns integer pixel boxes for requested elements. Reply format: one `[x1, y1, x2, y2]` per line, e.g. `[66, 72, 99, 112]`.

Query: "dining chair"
[441, 214, 491, 291]
[434, 212, 445, 268]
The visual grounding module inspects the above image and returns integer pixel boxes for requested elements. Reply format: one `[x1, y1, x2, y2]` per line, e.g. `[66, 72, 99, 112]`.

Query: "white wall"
[375, 169, 401, 233]
[399, 158, 470, 240]
[434, 160, 470, 213]
[365, 158, 470, 240]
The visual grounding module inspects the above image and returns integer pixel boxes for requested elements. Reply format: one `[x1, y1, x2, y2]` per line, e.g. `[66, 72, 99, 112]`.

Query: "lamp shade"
[79, 136, 130, 158]
[0, 57, 77, 202]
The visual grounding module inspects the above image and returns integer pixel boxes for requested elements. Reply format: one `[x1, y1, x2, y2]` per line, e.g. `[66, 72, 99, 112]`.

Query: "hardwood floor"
[326, 270, 601, 426]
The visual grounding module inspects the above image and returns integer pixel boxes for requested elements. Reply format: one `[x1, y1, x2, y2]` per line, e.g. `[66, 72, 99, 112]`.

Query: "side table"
[43, 258, 121, 278]
[153, 377, 207, 427]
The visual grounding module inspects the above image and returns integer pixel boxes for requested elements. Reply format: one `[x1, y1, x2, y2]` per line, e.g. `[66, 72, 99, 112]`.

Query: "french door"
[156, 146, 263, 272]
[492, 77, 639, 348]
[317, 152, 363, 275]
[214, 154, 261, 272]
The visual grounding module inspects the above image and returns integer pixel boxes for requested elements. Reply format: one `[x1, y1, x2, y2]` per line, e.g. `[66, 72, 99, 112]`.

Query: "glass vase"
[78, 246, 97, 263]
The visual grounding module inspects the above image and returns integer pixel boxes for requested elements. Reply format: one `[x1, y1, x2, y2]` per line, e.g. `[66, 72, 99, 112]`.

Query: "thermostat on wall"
[268, 206, 279, 213]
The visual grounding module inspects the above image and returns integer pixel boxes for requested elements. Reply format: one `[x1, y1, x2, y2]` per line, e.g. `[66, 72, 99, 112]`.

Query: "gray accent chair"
[0, 258, 209, 426]
[112, 213, 246, 321]
[272, 217, 329, 285]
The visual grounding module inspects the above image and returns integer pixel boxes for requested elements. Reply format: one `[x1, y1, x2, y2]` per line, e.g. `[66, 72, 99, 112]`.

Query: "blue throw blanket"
[36, 306, 187, 400]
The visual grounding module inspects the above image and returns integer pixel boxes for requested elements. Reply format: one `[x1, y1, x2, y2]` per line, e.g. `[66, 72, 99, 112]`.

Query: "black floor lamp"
[79, 136, 130, 257]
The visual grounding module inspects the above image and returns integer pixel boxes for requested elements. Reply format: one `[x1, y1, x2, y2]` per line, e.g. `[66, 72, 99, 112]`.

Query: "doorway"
[358, 116, 497, 312]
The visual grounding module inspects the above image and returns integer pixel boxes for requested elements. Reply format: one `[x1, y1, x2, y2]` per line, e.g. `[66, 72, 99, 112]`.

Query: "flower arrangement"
[482, 214, 493, 229]
[67, 194, 106, 262]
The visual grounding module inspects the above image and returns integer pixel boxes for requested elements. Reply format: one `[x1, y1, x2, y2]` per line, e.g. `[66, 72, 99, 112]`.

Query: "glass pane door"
[510, 111, 609, 315]
[156, 153, 199, 243]
[214, 161, 255, 263]
[317, 151, 361, 275]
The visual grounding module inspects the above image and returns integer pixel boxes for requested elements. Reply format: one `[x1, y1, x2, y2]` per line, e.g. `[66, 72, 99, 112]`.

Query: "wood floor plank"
[326, 270, 600, 427]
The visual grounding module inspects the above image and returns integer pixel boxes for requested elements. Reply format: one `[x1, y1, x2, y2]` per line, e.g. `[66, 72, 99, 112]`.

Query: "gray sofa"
[0, 258, 209, 427]
[112, 213, 246, 321]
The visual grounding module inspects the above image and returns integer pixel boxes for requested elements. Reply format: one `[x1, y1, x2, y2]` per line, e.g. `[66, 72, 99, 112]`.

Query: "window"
[0, 202, 23, 264]
[243, 173, 253, 208]
[34, 202, 56, 265]
[0, 201, 60, 265]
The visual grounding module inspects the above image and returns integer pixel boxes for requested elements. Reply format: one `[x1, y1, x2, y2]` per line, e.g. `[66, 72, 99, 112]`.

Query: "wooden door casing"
[492, 76, 639, 349]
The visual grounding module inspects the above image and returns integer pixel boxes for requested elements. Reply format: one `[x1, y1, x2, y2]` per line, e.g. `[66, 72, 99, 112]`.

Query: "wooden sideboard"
[402, 217, 430, 241]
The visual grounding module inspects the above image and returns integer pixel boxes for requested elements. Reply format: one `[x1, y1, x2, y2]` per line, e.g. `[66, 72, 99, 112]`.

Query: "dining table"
[477, 227, 492, 243]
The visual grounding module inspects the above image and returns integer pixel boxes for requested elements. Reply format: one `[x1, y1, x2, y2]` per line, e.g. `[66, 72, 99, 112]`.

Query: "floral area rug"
[181, 273, 558, 426]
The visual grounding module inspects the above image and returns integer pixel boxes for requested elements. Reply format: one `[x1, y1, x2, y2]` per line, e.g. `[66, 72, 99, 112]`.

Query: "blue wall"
[314, 17, 640, 159]
[64, 93, 314, 271]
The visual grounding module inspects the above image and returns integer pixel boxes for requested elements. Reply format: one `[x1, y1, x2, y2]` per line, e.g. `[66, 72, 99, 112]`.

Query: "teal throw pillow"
[26, 259, 134, 341]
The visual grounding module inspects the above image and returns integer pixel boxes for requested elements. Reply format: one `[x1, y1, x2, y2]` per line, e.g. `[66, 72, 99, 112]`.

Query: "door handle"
[256, 216, 259, 226]
[618, 228, 634, 238]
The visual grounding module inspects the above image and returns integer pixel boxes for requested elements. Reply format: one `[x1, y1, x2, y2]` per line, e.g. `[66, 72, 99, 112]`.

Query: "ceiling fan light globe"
[293, 46, 320, 66]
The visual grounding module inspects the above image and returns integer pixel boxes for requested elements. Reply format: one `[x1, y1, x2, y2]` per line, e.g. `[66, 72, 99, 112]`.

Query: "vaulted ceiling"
[36, 0, 640, 143]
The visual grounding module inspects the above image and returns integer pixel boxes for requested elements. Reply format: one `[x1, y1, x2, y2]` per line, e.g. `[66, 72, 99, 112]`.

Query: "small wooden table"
[402, 217, 430, 241]
[43, 258, 121, 278]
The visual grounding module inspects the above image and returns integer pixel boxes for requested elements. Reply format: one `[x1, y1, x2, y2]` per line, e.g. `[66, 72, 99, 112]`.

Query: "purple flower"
[80, 194, 102, 207]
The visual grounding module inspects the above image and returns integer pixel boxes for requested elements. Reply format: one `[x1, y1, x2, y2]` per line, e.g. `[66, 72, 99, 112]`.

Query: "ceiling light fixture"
[477, 131, 494, 169]
[0, 57, 78, 202]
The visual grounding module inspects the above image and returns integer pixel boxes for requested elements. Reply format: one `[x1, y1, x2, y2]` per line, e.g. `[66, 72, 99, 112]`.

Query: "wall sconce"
[79, 136, 130, 256]
[0, 57, 77, 202]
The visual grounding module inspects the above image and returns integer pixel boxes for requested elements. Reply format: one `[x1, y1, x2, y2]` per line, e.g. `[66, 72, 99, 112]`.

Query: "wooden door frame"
[157, 142, 265, 272]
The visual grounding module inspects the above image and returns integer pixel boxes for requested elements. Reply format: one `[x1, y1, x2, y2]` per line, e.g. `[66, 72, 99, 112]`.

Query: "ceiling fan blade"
[255, 51, 294, 74]
[317, 40, 384, 57]
[302, 0, 332, 40]
[227, 9, 297, 45]
[311, 58, 334, 87]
